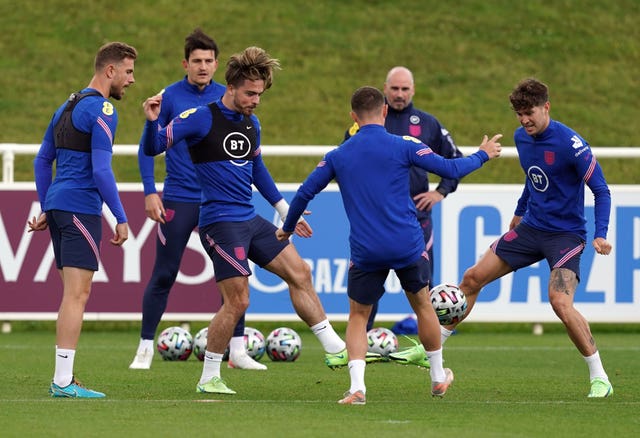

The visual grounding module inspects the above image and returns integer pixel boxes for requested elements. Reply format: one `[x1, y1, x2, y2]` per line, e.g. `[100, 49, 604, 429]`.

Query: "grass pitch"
[0, 323, 638, 437]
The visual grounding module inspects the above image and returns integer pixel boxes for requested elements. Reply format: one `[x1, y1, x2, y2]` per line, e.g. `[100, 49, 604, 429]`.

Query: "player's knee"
[459, 267, 482, 297]
[288, 259, 312, 286]
[234, 295, 250, 313]
[549, 295, 572, 322]
[222, 292, 250, 314]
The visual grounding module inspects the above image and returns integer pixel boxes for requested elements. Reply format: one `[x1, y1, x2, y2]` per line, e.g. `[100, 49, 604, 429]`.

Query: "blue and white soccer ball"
[244, 327, 266, 361]
[429, 283, 468, 325]
[156, 326, 193, 361]
[193, 327, 208, 361]
[367, 327, 399, 356]
[266, 327, 302, 362]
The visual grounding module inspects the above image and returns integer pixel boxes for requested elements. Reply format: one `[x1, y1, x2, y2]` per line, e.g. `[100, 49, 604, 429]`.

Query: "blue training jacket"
[285, 124, 489, 271]
[513, 119, 610, 240]
[138, 77, 226, 202]
[141, 100, 283, 228]
[34, 87, 127, 223]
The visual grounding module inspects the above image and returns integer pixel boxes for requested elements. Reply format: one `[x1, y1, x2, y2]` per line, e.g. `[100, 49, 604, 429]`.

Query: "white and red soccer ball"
[266, 327, 302, 362]
[429, 283, 468, 325]
[367, 327, 399, 356]
[156, 326, 193, 361]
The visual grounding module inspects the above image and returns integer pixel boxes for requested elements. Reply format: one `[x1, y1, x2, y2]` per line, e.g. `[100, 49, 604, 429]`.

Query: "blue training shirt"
[141, 100, 283, 227]
[284, 124, 489, 271]
[138, 77, 226, 202]
[513, 119, 610, 240]
[34, 88, 127, 223]
[345, 102, 464, 220]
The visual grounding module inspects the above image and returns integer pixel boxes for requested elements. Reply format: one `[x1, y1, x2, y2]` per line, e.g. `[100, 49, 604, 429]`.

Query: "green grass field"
[1, 2, 638, 436]
[1, 323, 637, 437]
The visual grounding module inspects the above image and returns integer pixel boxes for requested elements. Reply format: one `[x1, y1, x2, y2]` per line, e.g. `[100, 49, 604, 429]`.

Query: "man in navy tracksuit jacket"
[345, 66, 463, 341]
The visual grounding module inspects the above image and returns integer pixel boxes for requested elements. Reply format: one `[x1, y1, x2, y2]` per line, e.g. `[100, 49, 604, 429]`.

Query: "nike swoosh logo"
[57, 354, 69, 358]
[246, 126, 252, 130]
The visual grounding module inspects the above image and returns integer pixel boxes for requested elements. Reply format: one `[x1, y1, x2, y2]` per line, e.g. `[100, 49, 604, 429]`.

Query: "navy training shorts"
[347, 254, 431, 305]
[199, 215, 289, 282]
[46, 210, 102, 271]
[493, 222, 585, 280]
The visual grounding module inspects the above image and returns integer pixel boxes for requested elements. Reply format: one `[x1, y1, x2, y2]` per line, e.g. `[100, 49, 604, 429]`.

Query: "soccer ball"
[429, 283, 467, 325]
[156, 326, 193, 361]
[266, 327, 302, 362]
[244, 327, 266, 361]
[194, 327, 266, 361]
[367, 327, 399, 356]
[193, 327, 208, 361]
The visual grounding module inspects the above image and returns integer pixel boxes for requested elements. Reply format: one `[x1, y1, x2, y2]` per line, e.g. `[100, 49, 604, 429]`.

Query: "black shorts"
[347, 255, 431, 305]
[199, 215, 289, 282]
[493, 222, 585, 280]
[47, 210, 102, 271]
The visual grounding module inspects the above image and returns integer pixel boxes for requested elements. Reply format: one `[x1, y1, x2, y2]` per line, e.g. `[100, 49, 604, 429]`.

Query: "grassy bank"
[1, 0, 638, 182]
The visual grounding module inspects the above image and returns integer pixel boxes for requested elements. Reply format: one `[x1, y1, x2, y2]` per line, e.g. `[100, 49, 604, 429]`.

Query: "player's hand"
[293, 219, 313, 238]
[27, 213, 48, 232]
[509, 215, 522, 230]
[413, 190, 444, 212]
[110, 223, 129, 246]
[142, 94, 162, 121]
[593, 237, 612, 255]
[275, 228, 293, 241]
[145, 193, 166, 223]
[479, 134, 503, 159]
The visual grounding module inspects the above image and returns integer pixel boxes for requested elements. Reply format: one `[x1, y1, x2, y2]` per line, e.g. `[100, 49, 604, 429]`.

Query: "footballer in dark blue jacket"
[439, 78, 614, 399]
[31, 42, 137, 398]
[142, 46, 346, 395]
[278, 85, 502, 403]
[129, 29, 264, 372]
[345, 67, 463, 335]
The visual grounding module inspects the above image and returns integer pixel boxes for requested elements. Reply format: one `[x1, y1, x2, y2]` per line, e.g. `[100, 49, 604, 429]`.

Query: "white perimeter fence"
[1, 143, 639, 329]
[2, 143, 640, 184]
